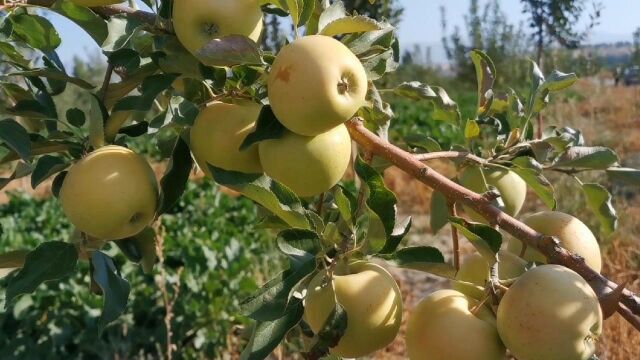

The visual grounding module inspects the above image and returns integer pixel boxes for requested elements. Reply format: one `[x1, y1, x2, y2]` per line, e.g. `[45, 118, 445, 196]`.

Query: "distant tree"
[633, 27, 640, 65]
[343, 0, 403, 26]
[441, 0, 529, 86]
[521, 0, 603, 70]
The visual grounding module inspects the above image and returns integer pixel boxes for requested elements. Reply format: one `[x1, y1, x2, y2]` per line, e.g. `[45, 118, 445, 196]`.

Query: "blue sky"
[46, 0, 640, 65]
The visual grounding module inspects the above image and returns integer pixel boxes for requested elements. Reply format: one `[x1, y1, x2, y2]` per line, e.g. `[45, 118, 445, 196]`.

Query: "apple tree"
[0, 0, 639, 359]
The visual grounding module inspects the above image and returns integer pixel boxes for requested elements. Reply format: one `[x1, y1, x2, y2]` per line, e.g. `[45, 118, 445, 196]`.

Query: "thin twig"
[448, 201, 460, 271]
[414, 151, 487, 165]
[100, 63, 114, 103]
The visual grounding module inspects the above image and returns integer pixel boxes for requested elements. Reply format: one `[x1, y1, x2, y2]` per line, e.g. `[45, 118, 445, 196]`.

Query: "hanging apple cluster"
[0, 0, 638, 360]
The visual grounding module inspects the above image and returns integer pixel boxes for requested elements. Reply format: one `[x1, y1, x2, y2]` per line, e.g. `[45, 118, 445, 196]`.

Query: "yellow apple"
[497, 265, 602, 360]
[60, 146, 159, 240]
[71, 0, 123, 6]
[268, 35, 368, 136]
[172, 0, 263, 56]
[507, 211, 602, 272]
[304, 261, 402, 358]
[453, 250, 528, 299]
[258, 124, 351, 197]
[190, 101, 263, 176]
[406, 289, 505, 360]
[459, 166, 527, 223]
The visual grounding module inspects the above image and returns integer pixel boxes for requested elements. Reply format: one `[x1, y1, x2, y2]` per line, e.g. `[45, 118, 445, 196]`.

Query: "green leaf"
[196, 35, 263, 67]
[277, 229, 322, 262]
[317, 1, 347, 32]
[240, 106, 286, 151]
[241, 261, 314, 321]
[0, 162, 33, 191]
[378, 246, 454, 279]
[449, 217, 502, 264]
[88, 94, 105, 148]
[333, 187, 354, 225]
[0, 119, 31, 161]
[107, 48, 140, 73]
[9, 13, 61, 51]
[5, 242, 78, 305]
[102, 15, 143, 51]
[51, 171, 67, 198]
[209, 166, 311, 230]
[470, 50, 496, 115]
[606, 167, 640, 187]
[404, 133, 442, 153]
[91, 251, 131, 333]
[31, 155, 68, 189]
[51, 0, 109, 45]
[66, 108, 86, 127]
[113, 73, 178, 112]
[544, 70, 579, 92]
[394, 82, 461, 125]
[465, 120, 480, 139]
[582, 183, 617, 236]
[0, 41, 29, 66]
[285, 0, 300, 27]
[430, 191, 449, 234]
[512, 157, 557, 209]
[240, 301, 304, 360]
[166, 96, 199, 127]
[320, 16, 385, 36]
[354, 157, 410, 254]
[298, 0, 316, 28]
[104, 63, 159, 109]
[552, 146, 619, 170]
[306, 303, 348, 357]
[158, 132, 193, 214]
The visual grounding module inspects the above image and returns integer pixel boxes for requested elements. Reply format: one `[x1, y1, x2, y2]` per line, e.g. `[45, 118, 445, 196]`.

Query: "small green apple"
[452, 250, 528, 299]
[259, 124, 351, 197]
[507, 211, 602, 272]
[190, 101, 263, 176]
[406, 289, 505, 360]
[459, 166, 527, 223]
[60, 146, 159, 240]
[172, 0, 263, 56]
[304, 261, 402, 358]
[497, 264, 602, 360]
[268, 35, 368, 136]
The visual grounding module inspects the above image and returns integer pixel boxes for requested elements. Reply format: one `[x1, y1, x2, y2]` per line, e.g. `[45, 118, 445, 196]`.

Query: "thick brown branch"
[346, 118, 640, 319]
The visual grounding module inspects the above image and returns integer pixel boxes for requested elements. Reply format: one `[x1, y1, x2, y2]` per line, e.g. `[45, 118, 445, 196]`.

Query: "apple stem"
[470, 294, 490, 316]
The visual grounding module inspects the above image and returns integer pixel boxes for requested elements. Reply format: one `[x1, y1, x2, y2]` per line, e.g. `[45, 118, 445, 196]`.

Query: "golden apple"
[190, 101, 263, 176]
[453, 250, 528, 300]
[507, 211, 602, 272]
[60, 146, 159, 240]
[258, 124, 351, 197]
[71, 0, 123, 6]
[268, 35, 368, 136]
[304, 261, 402, 358]
[406, 289, 505, 360]
[497, 265, 602, 360]
[460, 166, 527, 222]
[172, 0, 263, 56]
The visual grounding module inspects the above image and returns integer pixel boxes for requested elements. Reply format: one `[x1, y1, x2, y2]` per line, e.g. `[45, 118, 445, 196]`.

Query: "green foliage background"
[0, 182, 281, 358]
